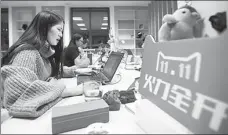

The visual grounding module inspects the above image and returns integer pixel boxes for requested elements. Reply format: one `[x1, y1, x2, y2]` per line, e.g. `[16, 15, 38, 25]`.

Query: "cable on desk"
[102, 74, 122, 85]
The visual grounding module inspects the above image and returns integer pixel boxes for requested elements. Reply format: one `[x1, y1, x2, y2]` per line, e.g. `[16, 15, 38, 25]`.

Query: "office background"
[1, 1, 228, 53]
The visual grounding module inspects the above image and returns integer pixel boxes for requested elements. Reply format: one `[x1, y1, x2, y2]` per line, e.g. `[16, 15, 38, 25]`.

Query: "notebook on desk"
[77, 51, 124, 85]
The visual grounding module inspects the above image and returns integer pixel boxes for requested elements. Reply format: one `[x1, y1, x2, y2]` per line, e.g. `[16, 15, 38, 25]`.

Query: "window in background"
[71, 8, 109, 49]
[1, 8, 9, 55]
[148, 0, 177, 41]
[42, 6, 65, 19]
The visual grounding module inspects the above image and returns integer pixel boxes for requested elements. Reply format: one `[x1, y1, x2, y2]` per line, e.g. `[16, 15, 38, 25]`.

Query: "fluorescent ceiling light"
[102, 23, 108, 26]
[77, 23, 85, 26]
[73, 17, 83, 21]
[80, 28, 87, 30]
[101, 27, 107, 30]
[103, 17, 108, 20]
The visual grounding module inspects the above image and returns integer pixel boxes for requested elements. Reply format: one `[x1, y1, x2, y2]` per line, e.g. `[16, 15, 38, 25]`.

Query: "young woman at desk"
[64, 33, 90, 68]
[1, 10, 83, 118]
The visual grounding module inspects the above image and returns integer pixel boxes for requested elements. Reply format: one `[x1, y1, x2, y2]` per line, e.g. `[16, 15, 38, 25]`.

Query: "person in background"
[64, 33, 90, 68]
[1, 10, 83, 118]
[83, 34, 90, 48]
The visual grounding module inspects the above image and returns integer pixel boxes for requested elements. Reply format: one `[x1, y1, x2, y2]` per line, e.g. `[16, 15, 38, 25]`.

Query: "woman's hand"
[61, 83, 83, 98]
[48, 78, 83, 97]
[48, 77, 66, 90]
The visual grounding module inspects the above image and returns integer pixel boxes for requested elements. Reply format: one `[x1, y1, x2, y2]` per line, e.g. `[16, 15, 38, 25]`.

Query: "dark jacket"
[63, 44, 80, 67]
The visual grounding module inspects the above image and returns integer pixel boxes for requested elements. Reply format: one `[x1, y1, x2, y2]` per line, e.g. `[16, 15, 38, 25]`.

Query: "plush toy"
[209, 12, 227, 34]
[158, 5, 203, 42]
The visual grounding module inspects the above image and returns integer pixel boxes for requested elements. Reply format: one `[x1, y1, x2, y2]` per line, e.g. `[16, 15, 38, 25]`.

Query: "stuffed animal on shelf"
[158, 5, 203, 42]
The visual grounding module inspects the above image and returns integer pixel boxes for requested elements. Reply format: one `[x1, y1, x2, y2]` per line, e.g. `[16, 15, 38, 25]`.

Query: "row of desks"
[1, 62, 145, 134]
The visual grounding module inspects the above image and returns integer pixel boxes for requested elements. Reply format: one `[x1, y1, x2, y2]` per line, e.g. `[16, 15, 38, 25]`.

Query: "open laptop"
[77, 51, 124, 85]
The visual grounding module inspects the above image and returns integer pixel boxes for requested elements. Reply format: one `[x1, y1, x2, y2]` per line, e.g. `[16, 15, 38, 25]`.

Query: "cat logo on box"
[156, 51, 201, 82]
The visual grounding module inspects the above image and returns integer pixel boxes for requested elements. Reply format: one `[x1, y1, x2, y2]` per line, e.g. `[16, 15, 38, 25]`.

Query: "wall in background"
[1, 1, 149, 47]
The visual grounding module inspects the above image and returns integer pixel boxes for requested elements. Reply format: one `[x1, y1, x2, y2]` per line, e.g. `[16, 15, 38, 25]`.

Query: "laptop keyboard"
[91, 72, 109, 82]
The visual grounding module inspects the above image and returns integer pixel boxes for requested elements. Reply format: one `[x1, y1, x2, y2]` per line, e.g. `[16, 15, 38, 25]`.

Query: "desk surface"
[1, 66, 144, 134]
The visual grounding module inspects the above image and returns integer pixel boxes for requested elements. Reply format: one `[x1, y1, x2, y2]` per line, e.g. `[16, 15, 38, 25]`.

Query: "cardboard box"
[52, 99, 109, 134]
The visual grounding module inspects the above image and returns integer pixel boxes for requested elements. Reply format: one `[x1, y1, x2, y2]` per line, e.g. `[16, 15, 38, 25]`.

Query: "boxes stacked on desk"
[52, 99, 109, 134]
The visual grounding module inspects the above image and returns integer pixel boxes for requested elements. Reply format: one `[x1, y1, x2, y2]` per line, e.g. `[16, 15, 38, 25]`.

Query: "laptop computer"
[77, 51, 124, 85]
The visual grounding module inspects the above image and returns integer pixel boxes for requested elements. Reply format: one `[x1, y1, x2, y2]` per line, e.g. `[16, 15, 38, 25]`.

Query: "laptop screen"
[102, 52, 124, 81]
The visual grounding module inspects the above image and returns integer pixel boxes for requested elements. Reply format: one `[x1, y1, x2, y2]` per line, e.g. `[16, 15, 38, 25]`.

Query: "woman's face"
[47, 21, 64, 46]
[75, 37, 84, 48]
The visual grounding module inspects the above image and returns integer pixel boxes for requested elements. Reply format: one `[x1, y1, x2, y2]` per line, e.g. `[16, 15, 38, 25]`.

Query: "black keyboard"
[91, 72, 109, 82]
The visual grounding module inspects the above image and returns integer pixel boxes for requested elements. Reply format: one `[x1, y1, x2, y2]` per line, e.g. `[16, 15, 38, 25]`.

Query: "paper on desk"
[125, 102, 136, 114]
[1, 108, 12, 124]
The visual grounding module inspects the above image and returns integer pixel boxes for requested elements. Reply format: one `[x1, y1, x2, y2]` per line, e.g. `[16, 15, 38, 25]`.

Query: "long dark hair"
[68, 33, 83, 47]
[1, 10, 65, 78]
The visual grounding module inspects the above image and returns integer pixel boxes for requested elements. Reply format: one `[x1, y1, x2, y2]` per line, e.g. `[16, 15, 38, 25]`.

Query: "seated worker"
[64, 33, 90, 68]
[1, 10, 83, 118]
[83, 34, 90, 48]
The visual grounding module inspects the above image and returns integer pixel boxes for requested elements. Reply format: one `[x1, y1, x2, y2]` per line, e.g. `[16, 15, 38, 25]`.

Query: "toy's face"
[173, 8, 198, 26]
[173, 8, 192, 22]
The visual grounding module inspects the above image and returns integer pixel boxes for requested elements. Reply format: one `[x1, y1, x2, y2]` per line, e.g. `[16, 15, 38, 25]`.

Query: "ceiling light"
[77, 23, 85, 27]
[103, 17, 108, 20]
[101, 27, 107, 30]
[73, 17, 83, 21]
[80, 28, 87, 30]
[102, 23, 108, 26]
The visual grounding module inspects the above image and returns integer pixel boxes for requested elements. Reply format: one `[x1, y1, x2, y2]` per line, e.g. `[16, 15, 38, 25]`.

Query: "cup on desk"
[83, 81, 102, 102]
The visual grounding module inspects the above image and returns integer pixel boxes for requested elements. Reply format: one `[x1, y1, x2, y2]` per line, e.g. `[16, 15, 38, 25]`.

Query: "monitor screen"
[102, 52, 124, 80]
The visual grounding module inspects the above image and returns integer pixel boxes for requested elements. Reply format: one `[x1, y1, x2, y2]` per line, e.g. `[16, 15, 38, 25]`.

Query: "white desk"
[1, 64, 144, 134]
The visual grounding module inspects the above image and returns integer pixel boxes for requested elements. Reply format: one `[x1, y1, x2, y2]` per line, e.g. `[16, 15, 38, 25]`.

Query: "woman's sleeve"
[1, 50, 65, 118]
[62, 66, 77, 78]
